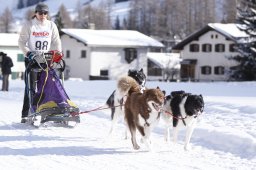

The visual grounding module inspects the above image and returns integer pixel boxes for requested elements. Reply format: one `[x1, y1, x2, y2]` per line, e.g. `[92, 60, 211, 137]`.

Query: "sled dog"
[162, 91, 204, 150]
[124, 81, 165, 150]
[106, 69, 146, 137]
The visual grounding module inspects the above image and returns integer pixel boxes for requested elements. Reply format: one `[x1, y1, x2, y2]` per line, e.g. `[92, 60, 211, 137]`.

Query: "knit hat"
[0, 52, 6, 56]
[35, 3, 49, 12]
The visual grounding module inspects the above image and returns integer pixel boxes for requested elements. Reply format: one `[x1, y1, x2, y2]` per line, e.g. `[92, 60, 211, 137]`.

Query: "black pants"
[21, 59, 37, 118]
[2, 74, 10, 91]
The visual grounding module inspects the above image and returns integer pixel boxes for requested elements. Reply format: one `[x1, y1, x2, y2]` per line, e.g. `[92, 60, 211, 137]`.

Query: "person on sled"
[18, 2, 62, 123]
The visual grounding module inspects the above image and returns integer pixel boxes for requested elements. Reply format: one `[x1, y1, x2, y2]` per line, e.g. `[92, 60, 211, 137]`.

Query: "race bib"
[29, 22, 52, 52]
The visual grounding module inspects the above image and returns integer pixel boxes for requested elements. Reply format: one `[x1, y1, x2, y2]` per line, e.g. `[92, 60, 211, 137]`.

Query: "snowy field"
[0, 79, 255, 170]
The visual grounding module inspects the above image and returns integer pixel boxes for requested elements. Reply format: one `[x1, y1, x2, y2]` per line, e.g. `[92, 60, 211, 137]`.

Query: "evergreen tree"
[54, 11, 64, 33]
[27, 0, 38, 7]
[122, 18, 128, 29]
[114, 16, 121, 30]
[115, 0, 129, 3]
[231, 0, 256, 81]
[17, 0, 24, 9]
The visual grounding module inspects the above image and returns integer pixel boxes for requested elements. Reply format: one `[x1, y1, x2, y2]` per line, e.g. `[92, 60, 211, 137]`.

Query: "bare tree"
[58, 4, 73, 28]
[75, 0, 113, 29]
[128, 0, 215, 40]
[162, 59, 180, 81]
[73, 0, 85, 28]
[0, 7, 13, 33]
[77, 4, 110, 29]
[221, 0, 237, 23]
[24, 9, 35, 21]
[104, 0, 113, 29]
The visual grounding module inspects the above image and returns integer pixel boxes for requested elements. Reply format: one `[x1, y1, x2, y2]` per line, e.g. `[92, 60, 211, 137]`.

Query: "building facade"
[60, 29, 164, 80]
[172, 23, 248, 81]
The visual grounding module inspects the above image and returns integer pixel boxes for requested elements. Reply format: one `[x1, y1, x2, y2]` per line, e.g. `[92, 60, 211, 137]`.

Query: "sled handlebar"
[28, 51, 65, 72]
[30, 51, 63, 64]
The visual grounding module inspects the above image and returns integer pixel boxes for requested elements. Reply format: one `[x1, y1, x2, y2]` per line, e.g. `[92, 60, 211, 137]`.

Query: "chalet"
[172, 23, 249, 81]
[60, 29, 164, 80]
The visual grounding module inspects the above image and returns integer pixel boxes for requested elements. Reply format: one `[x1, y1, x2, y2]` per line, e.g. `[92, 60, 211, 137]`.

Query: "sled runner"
[25, 51, 80, 127]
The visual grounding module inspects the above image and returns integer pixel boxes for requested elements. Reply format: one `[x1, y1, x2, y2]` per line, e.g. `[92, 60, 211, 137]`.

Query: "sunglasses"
[38, 11, 48, 15]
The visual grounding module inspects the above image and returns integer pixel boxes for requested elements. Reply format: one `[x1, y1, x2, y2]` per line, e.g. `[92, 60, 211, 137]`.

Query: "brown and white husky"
[106, 69, 146, 138]
[121, 76, 165, 150]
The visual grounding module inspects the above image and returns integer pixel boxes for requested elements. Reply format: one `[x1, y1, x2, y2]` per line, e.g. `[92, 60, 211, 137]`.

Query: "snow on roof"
[0, 33, 19, 46]
[173, 23, 250, 50]
[61, 29, 164, 47]
[208, 23, 249, 39]
[147, 52, 181, 69]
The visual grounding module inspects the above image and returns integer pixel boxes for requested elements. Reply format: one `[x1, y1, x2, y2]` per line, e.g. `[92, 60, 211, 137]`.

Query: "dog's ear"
[139, 68, 143, 72]
[162, 90, 166, 96]
[156, 86, 161, 90]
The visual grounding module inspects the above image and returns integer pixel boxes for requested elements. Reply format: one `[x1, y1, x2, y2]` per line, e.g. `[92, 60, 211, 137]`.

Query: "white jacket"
[18, 18, 62, 56]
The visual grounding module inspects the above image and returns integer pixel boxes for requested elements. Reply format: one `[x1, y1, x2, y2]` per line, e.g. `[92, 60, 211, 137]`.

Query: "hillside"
[0, 0, 130, 22]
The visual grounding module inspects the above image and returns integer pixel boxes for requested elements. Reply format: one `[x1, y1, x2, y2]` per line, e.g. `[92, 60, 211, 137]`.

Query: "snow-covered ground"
[0, 80, 255, 170]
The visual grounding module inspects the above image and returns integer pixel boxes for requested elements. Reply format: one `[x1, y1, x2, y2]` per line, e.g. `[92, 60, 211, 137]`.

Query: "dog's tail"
[117, 76, 140, 97]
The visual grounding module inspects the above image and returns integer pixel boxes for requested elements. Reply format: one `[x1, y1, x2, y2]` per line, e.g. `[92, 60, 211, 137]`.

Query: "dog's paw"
[184, 144, 192, 151]
[133, 145, 140, 150]
[164, 140, 171, 145]
[164, 136, 171, 143]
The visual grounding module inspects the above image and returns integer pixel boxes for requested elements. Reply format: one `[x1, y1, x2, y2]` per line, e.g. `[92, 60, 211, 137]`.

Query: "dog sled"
[25, 51, 80, 127]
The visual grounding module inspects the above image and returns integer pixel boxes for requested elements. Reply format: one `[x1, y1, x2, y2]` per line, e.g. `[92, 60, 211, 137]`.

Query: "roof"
[0, 33, 19, 46]
[147, 52, 181, 69]
[172, 23, 249, 50]
[60, 29, 164, 47]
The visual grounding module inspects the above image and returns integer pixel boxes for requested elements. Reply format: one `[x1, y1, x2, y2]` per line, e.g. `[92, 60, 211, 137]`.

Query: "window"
[124, 48, 137, 63]
[202, 44, 212, 52]
[66, 50, 70, 58]
[201, 66, 211, 75]
[215, 44, 225, 52]
[189, 44, 199, 52]
[17, 54, 24, 62]
[214, 66, 225, 75]
[229, 44, 236, 52]
[81, 50, 86, 58]
[100, 70, 108, 76]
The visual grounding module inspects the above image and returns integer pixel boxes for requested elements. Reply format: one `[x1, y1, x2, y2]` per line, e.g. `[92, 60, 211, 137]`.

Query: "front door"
[180, 64, 195, 81]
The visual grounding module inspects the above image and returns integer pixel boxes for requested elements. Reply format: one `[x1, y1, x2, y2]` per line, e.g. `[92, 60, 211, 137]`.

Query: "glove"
[26, 51, 36, 61]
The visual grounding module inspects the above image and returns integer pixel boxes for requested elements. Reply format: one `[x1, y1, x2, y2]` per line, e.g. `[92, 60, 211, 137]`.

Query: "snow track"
[0, 80, 255, 170]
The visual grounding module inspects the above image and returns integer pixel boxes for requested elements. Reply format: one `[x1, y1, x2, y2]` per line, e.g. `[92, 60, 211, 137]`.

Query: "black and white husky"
[162, 91, 204, 150]
[106, 68, 146, 137]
